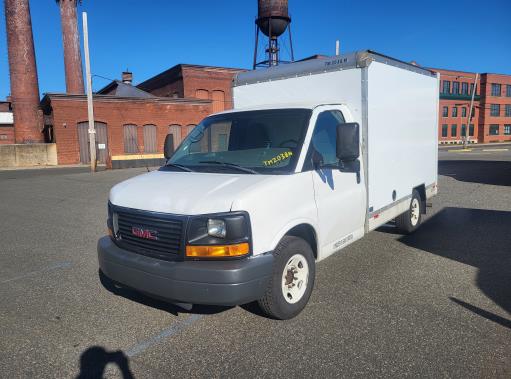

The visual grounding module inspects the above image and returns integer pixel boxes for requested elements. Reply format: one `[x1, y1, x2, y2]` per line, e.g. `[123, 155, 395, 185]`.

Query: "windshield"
[165, 109, 312, 174]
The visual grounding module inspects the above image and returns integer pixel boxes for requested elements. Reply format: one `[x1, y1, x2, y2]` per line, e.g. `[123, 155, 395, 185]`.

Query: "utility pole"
[464, 73, 479, 149]
[82, 12, 96, 172]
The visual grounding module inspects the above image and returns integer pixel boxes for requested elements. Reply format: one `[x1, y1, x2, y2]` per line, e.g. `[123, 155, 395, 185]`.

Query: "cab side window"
[303, 110, 345, 170]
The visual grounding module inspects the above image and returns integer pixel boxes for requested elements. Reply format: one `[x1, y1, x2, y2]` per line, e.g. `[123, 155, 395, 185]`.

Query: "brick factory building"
[41, 65, 243, 167]
[431, 68, 511, 144]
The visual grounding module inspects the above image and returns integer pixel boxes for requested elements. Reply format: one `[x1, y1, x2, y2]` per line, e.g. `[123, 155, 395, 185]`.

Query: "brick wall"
[479, 73, 511, 143]
[49, 96, 213, 165]
[432, 68, 481, 144]
[0, 126, 15, 144]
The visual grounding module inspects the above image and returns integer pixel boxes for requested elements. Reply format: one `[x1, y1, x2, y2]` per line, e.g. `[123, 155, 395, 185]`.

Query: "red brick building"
[478, 73, 511, 143]
[41, 64, 243, 167]
[0, 101, 14, 144]
[431, 68, 511, 144]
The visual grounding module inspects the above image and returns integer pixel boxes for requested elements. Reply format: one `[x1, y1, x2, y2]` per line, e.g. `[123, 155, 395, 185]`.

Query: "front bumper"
[97, 237, 273, 306]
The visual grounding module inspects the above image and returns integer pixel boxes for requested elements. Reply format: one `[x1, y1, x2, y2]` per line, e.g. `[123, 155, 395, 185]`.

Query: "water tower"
[253, 0, 294, 69]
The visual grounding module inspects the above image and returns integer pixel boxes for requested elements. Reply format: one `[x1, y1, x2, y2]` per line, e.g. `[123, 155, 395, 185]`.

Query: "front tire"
[395, 189, 423, 234]
[258, 236, 315, 320]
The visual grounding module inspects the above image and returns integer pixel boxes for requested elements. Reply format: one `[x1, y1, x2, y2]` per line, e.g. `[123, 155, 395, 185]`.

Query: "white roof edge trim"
[234, 50, 436, 87]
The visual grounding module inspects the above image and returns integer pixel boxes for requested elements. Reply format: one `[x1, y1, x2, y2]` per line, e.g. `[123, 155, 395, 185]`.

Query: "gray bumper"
[97, 237, 273, 306]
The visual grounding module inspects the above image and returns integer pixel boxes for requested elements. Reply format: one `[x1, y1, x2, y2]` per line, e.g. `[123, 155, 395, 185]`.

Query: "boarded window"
[143, 124, 157, 153]
[212, 90, 225, 113]
[77, 121, 109, 164]
[186, 124, 196, 136]
[123, 124, 138, 154]
[168, 124, 182, 150]
[195, 89, 209, 100]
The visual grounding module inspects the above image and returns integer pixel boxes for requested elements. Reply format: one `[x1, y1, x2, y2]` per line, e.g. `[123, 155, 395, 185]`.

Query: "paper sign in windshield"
[263, 151, 293, 167]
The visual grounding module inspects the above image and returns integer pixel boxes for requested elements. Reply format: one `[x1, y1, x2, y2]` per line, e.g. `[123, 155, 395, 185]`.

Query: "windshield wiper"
[198, 161, 259, 175]
[164, 162, 195, 172]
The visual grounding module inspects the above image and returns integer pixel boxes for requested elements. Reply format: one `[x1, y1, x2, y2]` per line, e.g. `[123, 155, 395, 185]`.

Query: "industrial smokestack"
[4, 0, 44, 143]
[57, 0, 85, 94]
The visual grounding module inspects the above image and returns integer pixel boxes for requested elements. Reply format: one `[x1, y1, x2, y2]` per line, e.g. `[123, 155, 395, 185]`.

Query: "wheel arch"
[273, 223, 319, 260]
[413, 184, 427, 214]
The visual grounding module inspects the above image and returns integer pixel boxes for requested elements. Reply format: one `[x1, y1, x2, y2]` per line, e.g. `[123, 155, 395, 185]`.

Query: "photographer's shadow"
[76, 346, 134, 379]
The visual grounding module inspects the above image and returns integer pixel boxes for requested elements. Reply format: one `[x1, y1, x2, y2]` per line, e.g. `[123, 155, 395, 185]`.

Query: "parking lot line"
[126, 314, 203, 357]
[0, 261, 72, 284]
[447, 149, 472, 153]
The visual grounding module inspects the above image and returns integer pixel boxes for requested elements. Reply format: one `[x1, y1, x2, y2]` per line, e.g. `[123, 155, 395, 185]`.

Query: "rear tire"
[258, 236, 315, 320]
[395, 189, 423, 234]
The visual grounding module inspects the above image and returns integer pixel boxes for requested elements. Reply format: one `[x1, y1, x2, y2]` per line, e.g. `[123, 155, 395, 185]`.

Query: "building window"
[461, 124, 467, 137]
[507, 85, 511, 97]
[451, 124, 457, 137]
[143, 124, 157, 153]
[490, 104, 500, 117]
[461, 107, 467, 118]
[442, 80, 451, 94]
[195, 89, 209, 100]
[442, 106, 448, 117]
[452, 81, 460, 94]
[470, 83, 475, 96]
[491, 83, 501, 97]
[123, 124, 138, 154]
[471, 108, 475, 117]
[469, 124, 475, 137]
[504, 125, 511, 135]
[217, 134, 228, 150]
[505, 104, 511, 117]
[489, 124, 499, 135]
[452, 107, 458, 117]
[211, 90, 225, 113]
[441, 124, 448, 137]
[168, 124, 182, 150]
[461, 82, 469, 95]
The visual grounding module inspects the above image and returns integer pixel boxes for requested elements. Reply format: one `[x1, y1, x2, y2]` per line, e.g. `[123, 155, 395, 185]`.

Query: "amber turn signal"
[186, 243, 249, 258]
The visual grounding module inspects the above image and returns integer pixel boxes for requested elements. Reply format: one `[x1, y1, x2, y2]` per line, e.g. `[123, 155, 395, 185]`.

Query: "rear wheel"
[396, 189, 423, 234]
[258, 236, 315, 320]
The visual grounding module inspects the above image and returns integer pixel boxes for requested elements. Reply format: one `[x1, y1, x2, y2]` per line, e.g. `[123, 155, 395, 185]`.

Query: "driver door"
[303, 107, 366, 259]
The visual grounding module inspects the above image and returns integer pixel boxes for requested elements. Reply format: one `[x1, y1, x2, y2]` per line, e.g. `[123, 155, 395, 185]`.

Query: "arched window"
[168, 124, 182, 150]
[143, 124, 157, 153]
[123, 124, 138, 154]
[212, 90, 225, 113]
[195, 89, 209, 100]
[185, 124, 196, 137]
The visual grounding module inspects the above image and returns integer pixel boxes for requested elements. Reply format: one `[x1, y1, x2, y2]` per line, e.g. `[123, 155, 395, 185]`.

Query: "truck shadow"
[76, 346, 134, 379]
[98, 270, 231, 316]
[398, 207, 511, 329]
[439, 160, 511, 186]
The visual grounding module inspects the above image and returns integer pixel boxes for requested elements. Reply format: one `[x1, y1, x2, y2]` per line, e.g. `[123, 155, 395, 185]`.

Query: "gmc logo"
[131, 226, 158, 241]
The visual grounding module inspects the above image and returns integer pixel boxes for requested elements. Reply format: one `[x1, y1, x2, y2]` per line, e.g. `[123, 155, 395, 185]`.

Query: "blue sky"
[0, 0, 510, 100]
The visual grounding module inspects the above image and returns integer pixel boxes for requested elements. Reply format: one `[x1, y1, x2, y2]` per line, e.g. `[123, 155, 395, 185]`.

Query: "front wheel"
[395, 189, 423, 234]
[257, 236, 315, 320]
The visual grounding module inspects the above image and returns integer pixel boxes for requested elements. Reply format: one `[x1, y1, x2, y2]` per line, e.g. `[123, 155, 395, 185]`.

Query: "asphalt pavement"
[0, 150, 510, 378]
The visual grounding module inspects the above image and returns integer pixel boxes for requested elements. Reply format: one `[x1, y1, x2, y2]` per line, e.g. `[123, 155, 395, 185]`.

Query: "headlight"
[207, 219, 226, 238]
[186, 212, 251, 259]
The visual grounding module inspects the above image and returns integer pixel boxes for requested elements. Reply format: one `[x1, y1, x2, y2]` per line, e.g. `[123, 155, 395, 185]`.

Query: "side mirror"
[164, 134, 175, 159]
[336, 122, 360, 162]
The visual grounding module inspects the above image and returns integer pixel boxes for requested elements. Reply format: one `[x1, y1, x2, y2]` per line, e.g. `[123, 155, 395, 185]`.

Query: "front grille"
[113, 206, 185, 261]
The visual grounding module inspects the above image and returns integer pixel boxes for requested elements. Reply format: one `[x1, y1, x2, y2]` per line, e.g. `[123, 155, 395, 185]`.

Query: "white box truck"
[98, 50, 439, 319]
